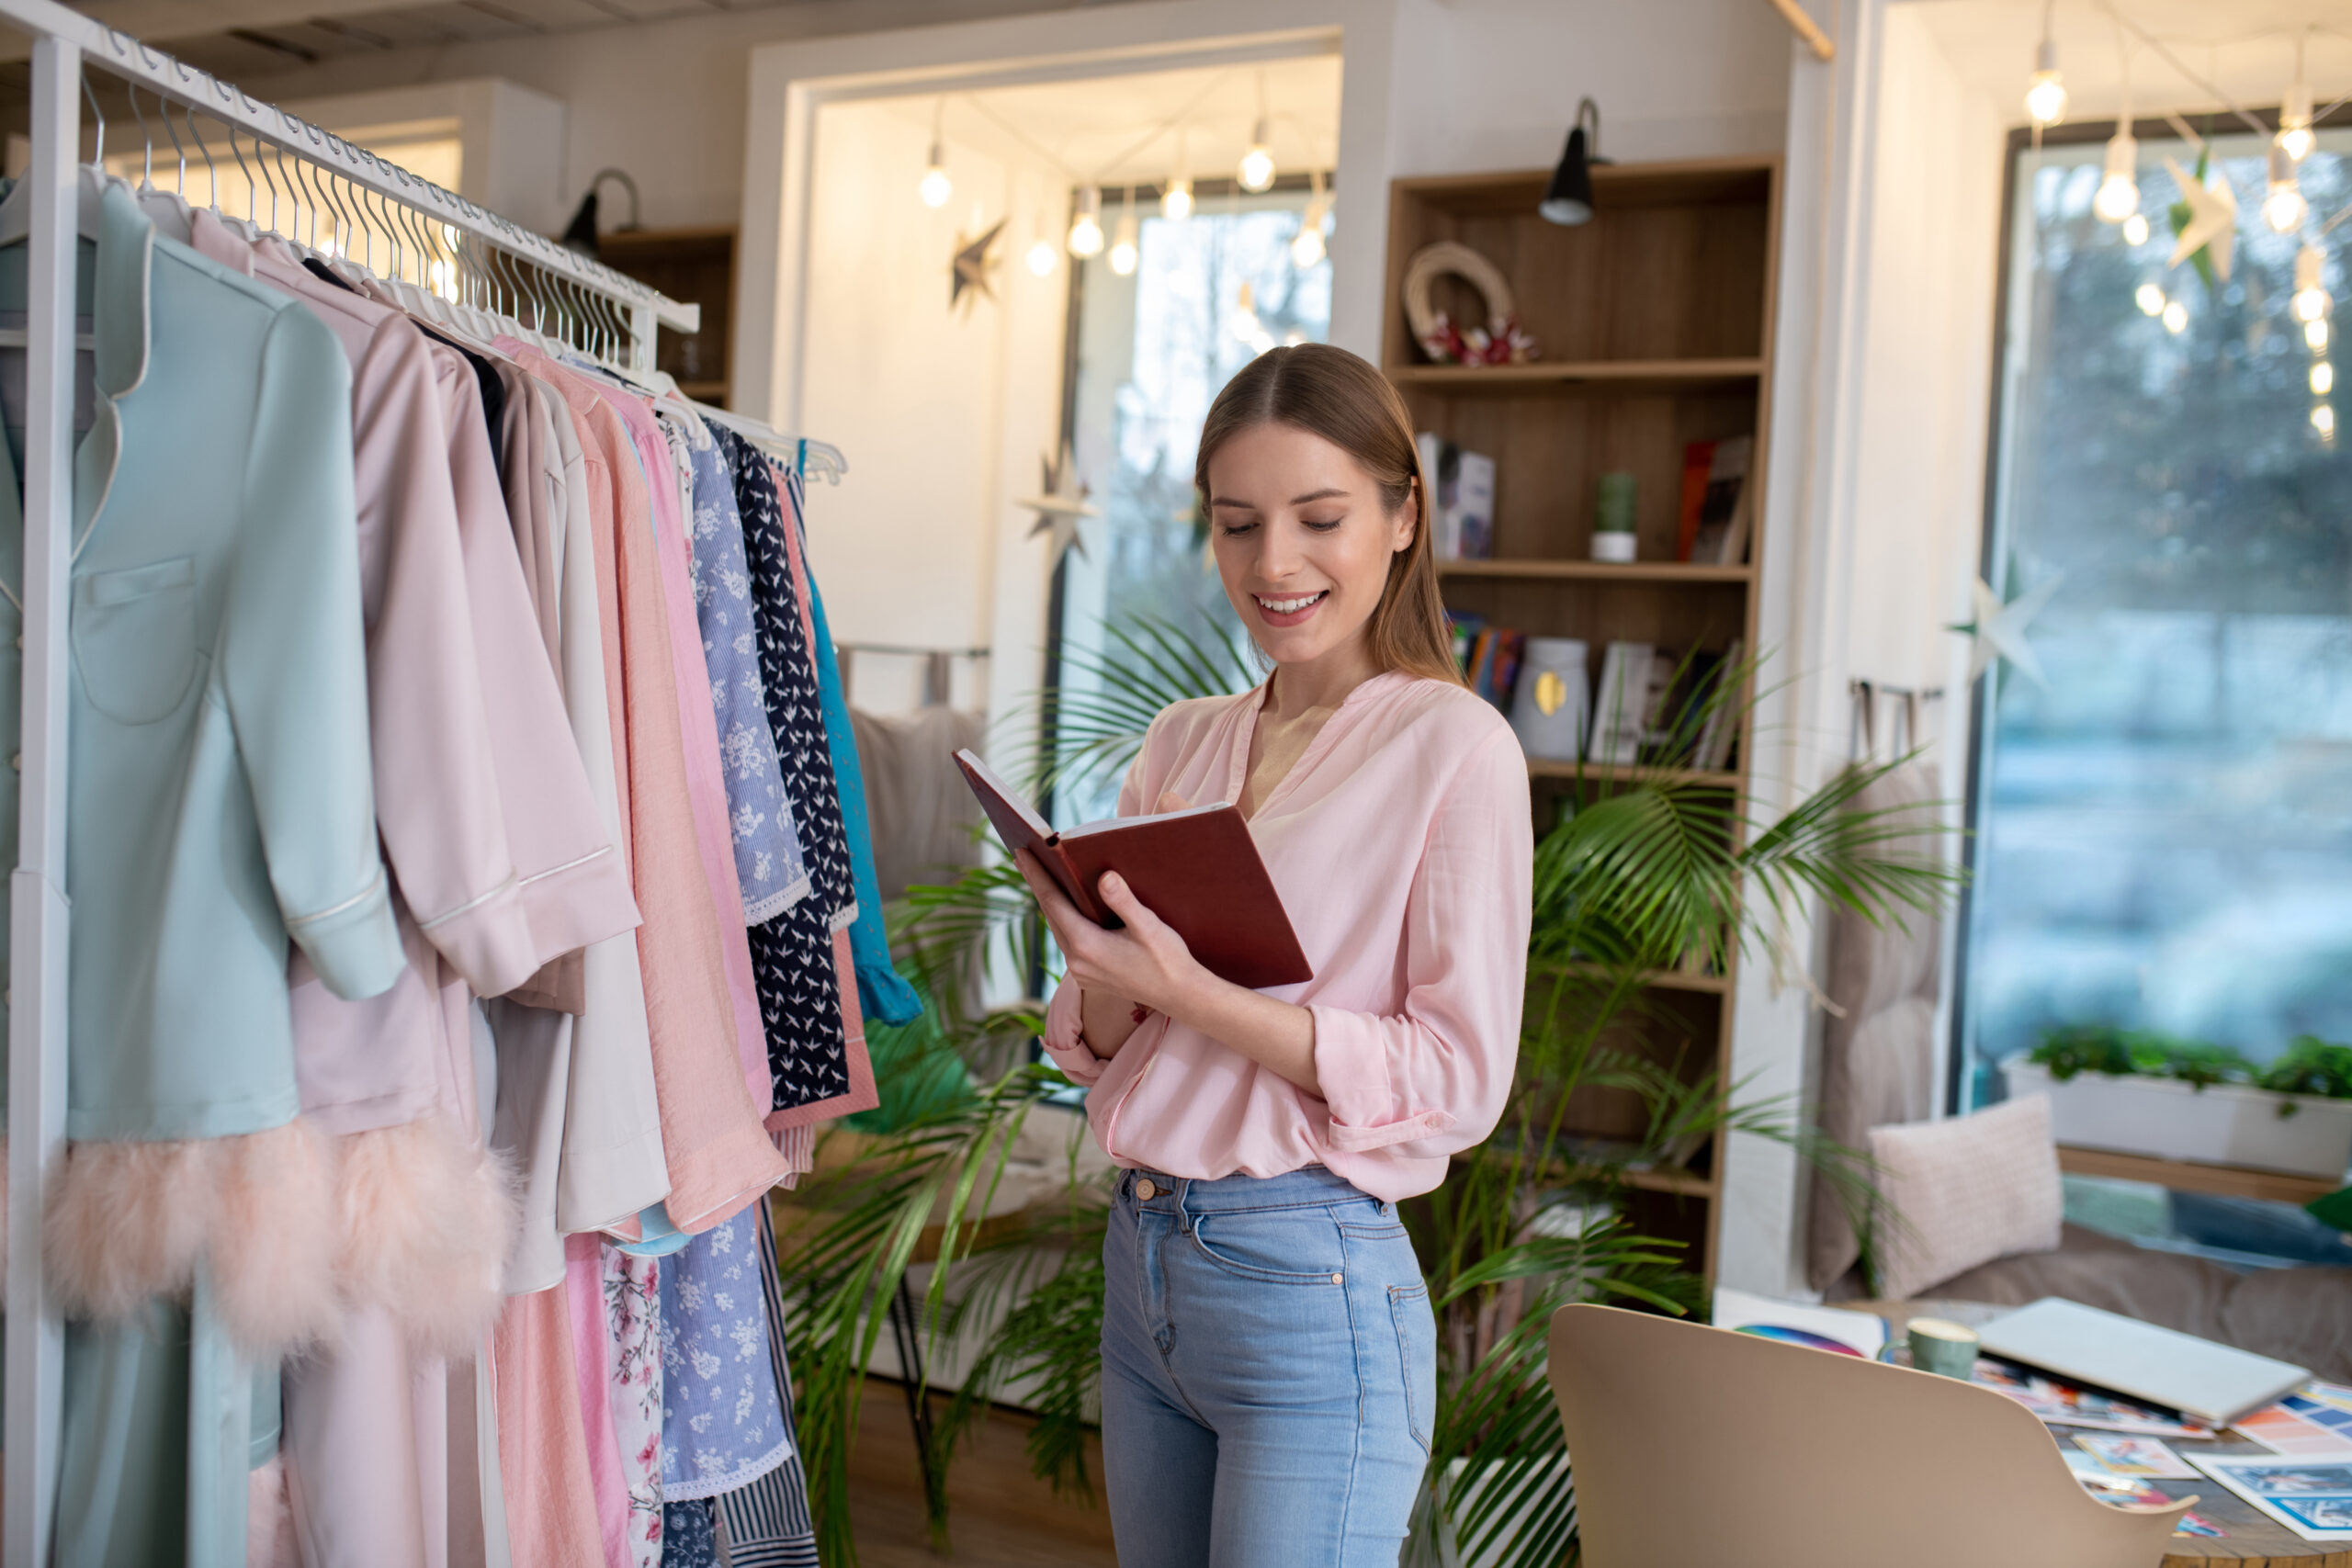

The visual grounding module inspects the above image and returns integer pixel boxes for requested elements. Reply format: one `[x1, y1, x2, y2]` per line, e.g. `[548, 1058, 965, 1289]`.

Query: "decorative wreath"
[1404, 241, 1540, 366]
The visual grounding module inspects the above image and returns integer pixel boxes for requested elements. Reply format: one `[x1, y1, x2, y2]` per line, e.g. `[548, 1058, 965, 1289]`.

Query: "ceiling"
[852, 52, 1343, 187]
[1912, 0, 2352, 124]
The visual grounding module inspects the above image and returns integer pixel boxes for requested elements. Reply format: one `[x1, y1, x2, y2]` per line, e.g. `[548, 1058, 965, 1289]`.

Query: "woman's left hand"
[1014, 851, 1206, 1019]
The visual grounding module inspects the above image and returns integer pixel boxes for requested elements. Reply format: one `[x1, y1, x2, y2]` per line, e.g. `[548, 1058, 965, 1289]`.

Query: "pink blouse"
[1041, 671, 1532, 1202]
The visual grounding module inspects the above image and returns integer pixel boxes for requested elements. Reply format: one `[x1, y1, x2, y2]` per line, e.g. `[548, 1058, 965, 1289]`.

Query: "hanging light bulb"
[2122, 212, 2149, 245]
[920, 100, 953, 209]
[2135, 282, 2165, 316]
[1291, 171, 1329, 268]
[1026, 226, 1057, 277]
[2310, 316, 2332, 352]
[2161, 299, 2188, 334]
[2279, 37, 2315, 162]
[2266, 142, 2308, 233]
[2312, 403, 2335, 437]
[2093, 127, 2139, 224]
[2294, 244, 2332, 323]
[1109, 188, 1139, 276]
[2312, 361, 2335, 396]
[1238, 117, 1276, 194]
[2025, 32, 2068, 127]
[1163, 127, 1193, 220]
[1068, 186, 1104, 257]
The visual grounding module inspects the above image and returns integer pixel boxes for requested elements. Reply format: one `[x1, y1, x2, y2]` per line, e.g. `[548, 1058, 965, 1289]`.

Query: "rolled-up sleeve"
[1308, 728, 1531, 1156]
[1041, 977, 1110, 1085]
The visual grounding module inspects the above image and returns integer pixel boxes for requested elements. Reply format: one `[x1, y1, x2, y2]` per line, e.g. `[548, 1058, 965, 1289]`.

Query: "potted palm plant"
[773, 619, 1954, 1568]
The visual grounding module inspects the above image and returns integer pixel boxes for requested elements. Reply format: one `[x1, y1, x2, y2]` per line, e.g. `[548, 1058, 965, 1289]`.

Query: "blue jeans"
[1100, 1165, 1437, 1568]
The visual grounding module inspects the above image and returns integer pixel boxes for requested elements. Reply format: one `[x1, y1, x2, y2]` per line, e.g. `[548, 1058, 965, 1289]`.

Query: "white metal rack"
[0, 4, 701, 1558]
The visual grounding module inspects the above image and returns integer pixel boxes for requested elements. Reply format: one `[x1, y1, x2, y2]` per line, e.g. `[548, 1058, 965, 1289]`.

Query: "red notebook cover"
[953, 749, 1313, 991]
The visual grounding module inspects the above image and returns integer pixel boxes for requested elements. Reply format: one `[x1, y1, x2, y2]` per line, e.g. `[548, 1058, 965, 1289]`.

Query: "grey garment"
[664, 412, 811, 925]
[845, 704, 984, 903]
[1807, 761, 1944, 1292]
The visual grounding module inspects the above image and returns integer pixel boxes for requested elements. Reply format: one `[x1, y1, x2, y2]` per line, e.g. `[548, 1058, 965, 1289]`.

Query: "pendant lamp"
[1540, 99, 1608, 226]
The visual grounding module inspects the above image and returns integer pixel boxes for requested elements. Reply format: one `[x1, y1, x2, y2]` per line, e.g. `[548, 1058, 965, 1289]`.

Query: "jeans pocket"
[1188, 1207, 1347, 1285]
[1390, 1282, 1435, 1455]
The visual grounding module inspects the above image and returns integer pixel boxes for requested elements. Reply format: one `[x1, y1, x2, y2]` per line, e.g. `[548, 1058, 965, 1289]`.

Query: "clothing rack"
[0, 3, 776, 1556]
[834, 643, 989, 708]
[1848, 678, 1946, 762]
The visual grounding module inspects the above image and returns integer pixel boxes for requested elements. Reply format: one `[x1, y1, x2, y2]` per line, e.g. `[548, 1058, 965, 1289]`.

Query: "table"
[1857, 1301, 2352, 1567]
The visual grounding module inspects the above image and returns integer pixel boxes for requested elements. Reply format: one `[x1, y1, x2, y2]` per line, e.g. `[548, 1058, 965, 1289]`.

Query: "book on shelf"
[1417, 433, 1496, 560]
[1456, 624, 1527, 712]
[1447, 610, 1487, 672]
[1677, 435, 1753, 565]
[1588, 639, 1745, 772]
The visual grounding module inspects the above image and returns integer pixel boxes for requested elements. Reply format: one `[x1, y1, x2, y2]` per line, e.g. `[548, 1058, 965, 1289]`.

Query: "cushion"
[1868, 1095, 2064, 1303]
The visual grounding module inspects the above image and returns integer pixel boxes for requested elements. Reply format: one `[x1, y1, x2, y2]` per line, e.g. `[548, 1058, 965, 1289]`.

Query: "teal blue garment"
[614, 1201, 696, 1258]
[782, 468, 920, 1025]
[4, 184, 400, 1567]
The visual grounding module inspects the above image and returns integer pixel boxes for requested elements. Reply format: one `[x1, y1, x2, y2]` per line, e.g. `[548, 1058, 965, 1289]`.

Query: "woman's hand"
[1014, 850, 1206, 1021]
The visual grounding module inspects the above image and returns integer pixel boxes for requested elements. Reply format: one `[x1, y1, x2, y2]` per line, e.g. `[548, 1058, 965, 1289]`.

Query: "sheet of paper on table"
[2061, 1453, 2225, 1537]
[2189, 1454, 2352, 1542]
[2237, 1383, 2352, 1459]
[2074, 1433, 2199, 1478]
[1709, 1287, 1887, 1359]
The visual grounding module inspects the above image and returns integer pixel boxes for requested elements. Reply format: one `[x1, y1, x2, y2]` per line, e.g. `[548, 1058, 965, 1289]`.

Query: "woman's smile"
[1251, 589, 1330, 626]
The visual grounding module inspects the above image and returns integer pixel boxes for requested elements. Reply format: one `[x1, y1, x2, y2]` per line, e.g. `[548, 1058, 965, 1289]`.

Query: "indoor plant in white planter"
[2006, 1029, 2352, 1180]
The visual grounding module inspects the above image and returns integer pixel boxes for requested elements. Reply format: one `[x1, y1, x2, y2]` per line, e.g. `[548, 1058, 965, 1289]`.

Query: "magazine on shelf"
[1586, 641, 1654, 764]
[1417, 433, 1495, 561]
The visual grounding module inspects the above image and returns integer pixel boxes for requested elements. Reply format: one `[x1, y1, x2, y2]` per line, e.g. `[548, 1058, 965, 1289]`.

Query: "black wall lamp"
[1539, 98, 1609, 226]
[560, 167, 643, 255]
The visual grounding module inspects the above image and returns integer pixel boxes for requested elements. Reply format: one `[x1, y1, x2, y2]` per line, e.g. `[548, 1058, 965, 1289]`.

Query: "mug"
[1510, 637, 1590, 761]
[1907, 1316, 1980, 1379]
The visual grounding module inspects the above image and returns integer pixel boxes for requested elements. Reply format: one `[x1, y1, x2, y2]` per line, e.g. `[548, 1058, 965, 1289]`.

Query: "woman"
[1016, 344, 1532, 1567]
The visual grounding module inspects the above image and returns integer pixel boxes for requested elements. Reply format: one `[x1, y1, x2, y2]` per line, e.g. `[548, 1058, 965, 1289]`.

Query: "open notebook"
[954, 749, 1312, 990]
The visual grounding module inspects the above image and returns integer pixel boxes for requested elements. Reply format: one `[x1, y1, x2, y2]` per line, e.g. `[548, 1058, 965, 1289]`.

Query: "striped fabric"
[710, 1214, 820, 1568]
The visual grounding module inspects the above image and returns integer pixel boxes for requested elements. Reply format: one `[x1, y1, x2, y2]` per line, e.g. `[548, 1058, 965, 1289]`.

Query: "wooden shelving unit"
[594, 225, 739, 407]
[1385, 155, 1782, 1284]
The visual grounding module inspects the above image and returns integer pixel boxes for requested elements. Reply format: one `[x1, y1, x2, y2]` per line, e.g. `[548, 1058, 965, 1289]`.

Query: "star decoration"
[1949, 573, 2063, 688]
[2165, 155, 2236, 287]
[1017, 443, 1101, 565]
[950, 218, 1006, 315]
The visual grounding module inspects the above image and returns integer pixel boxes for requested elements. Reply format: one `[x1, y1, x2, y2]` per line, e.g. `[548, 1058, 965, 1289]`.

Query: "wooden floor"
[848, 1380, 1120, 1567]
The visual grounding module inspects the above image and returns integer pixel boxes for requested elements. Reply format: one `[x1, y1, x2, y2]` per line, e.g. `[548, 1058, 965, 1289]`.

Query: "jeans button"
[1136, 1179, 1158, 1201]
[1331, 1272, 1344, 1285]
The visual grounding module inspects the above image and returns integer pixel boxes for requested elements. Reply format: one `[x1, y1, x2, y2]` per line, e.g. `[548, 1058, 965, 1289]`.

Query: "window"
[1049, 186, 1332, 820]
[1961, 128, 2352, 1103]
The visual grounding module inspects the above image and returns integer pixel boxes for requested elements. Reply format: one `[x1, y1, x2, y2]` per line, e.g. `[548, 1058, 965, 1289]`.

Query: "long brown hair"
[1193, 344, 1463, 686]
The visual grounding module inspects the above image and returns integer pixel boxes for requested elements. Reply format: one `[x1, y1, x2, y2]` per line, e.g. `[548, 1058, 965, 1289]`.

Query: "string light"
[2312, 361, 2335, 395]
[1231, 279, 1261, 342]
[1109, 188, 1139, 276]
[2312, 403, 2335, 437]
[1068, 186, 1104, 257]
[2310, 317, 2331, 352]
[1163, 127, 1193, 220]
[2265, 142, 2307, 234]
[2294, 244, 2332, 323]
[2094, 127, 2140, 224]
[2135, 282, 2165, 316]
[1292, 171, 1329, 268]
[920, 100, 952, 209]
[2279, 37, 2314, 163]
[1238, 117, 1276, 194]
[2025, 10, 2067, 128]
[2161, 299, 2188, 333]
[1026, 223, 1057, 276]
[2123, 212, 2149, 245]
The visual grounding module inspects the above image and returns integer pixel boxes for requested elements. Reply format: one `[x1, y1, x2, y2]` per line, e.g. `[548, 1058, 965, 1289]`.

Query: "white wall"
[797, 97, 1069, 720]
[1719, 0, 2008, 1298]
